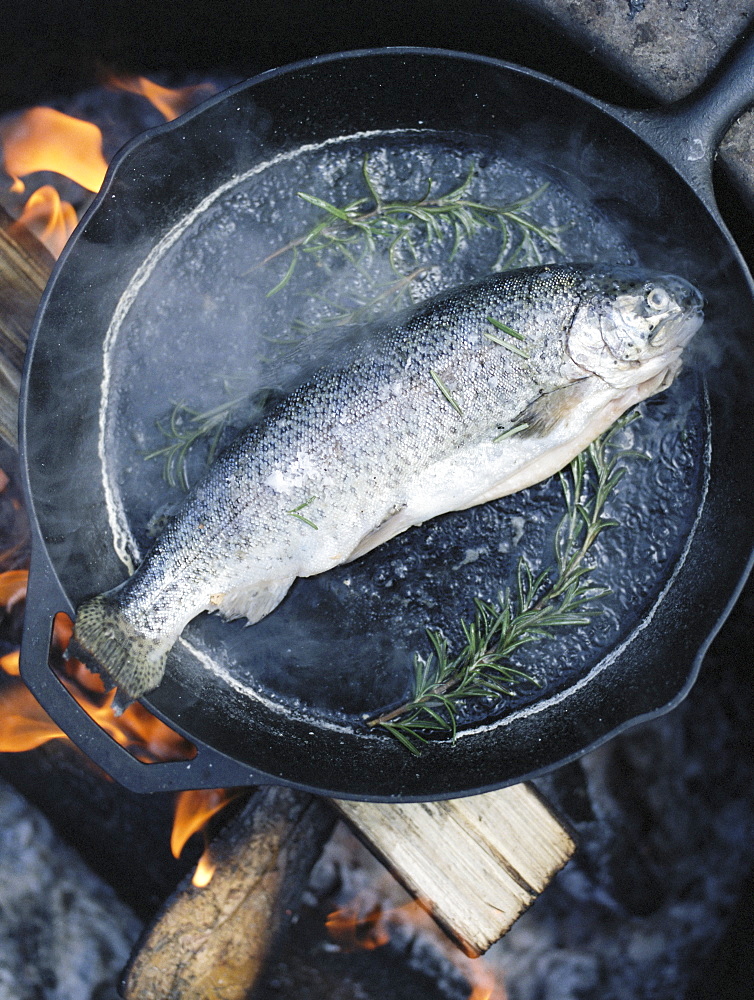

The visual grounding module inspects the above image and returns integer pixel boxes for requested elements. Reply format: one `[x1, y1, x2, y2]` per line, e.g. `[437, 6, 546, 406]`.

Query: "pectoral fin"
[211, 577, 296, 624]
[517, 379, 592, 437]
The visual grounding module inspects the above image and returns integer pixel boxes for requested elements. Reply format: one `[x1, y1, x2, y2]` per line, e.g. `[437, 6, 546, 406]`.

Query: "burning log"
[122, 785, 335, 1000]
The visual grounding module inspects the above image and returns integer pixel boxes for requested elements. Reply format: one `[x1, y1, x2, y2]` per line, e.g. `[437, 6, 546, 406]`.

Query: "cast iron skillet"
[18, 44, 754, 799]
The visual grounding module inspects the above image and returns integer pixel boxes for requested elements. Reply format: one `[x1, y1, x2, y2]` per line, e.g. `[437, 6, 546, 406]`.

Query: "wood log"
[334, 783, 576, 957]
[0, 205, 52, 448]
[121, 785, 335, 1000]
[0, 211, 577, 983]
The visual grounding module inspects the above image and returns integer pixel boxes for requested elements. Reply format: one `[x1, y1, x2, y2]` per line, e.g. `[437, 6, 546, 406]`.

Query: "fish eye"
[646, 286, 671, 311]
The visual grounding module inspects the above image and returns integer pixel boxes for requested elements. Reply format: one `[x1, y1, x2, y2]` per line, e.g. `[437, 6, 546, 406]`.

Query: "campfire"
[0, 53, 751, 1000]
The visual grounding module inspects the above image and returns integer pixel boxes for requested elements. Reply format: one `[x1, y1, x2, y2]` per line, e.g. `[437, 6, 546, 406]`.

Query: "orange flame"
[0, 682, 68, 751]
[0, 650, 19, 676]
[106, 74, 218, 122]
[11, 185, 78, 258]
[1, 107, 108, 193]
[191, 851, 217, 889]
[326, 892, 506, 999]
[171, 787, 241, 887]
[0, 569, 28, 610]
[326, 900, 397, 951]
[171, 788, 238, 857]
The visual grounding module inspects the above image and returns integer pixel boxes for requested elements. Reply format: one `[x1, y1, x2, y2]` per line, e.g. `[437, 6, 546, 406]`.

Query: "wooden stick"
[121, 786, 335, 1000]
[335, 783, 576, 957]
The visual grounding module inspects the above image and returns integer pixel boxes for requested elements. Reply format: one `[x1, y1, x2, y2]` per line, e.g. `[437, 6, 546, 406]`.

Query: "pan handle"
[19, 546, 265, 793]
[613, 30, 754, 206]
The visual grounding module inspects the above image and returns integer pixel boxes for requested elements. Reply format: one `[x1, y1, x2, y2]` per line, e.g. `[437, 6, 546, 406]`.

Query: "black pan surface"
[18, 48, 754, 798]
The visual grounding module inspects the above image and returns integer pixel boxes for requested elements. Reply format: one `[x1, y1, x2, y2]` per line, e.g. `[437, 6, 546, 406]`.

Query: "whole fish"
[72, 263, 703, 700]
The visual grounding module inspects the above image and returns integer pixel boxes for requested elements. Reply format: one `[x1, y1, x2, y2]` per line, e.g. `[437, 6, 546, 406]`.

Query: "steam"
[24, 63, 748, 754]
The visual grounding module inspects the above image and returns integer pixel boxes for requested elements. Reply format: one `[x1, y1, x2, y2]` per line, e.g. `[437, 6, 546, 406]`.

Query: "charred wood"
[122, 785, 335, 1000]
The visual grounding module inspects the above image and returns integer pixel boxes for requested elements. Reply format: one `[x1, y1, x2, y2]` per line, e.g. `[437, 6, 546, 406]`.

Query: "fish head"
[567, 268, 704, 389]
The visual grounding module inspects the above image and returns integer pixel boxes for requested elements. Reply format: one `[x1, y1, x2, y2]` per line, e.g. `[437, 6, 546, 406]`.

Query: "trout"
[71, 263, 703, 700]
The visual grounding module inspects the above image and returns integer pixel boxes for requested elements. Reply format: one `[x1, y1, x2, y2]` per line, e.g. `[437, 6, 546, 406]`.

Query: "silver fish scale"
[122, 265, 589, 633]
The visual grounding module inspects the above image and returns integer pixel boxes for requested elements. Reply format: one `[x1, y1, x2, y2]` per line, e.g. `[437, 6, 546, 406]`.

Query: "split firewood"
[334, 783, 576, 957]
[121, 785, 335, 1000]
[0, 205, 52, 448]
[0, 210, 577, 989]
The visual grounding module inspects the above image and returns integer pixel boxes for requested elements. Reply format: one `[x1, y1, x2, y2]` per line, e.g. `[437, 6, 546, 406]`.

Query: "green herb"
[144, 397, 245, 491]
[262, 156, 563, 304]
[368, 411, 643, 755]
[430, 369, 463, 415]
[485, 316, 529, 359]
[286, 496, 319, 529]
[486, 316, 525, 340]
[493, 422, 529, 442]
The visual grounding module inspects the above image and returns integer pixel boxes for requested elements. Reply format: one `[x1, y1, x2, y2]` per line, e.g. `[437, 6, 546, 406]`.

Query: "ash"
[0, 777, 140, 1000]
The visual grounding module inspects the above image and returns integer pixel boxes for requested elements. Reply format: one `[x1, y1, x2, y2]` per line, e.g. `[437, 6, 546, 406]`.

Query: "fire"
[171, 788, 241, 887]
[0, 682, 67, 752]
[0, 568, 28, 609]
[191, 851, 217, 889]
[326, 892, 507, 999]
[1, 73, 217, 260]
[1, 106, 108, 193]
[11, 185, 78, 259]
[325, 899, 418, 952]
[106, 74, 218, 122]
[0, 650, 19, 676]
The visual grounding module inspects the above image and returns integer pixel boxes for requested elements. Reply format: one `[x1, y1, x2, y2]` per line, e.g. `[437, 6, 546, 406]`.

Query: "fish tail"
[70, 594, 169, 703]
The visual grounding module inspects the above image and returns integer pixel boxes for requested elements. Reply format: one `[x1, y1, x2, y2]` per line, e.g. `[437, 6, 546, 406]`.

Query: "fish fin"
[518, 380, 593, 437]
[212, 577, 295, 624]
[70, 594, 171, 703]
[345, 505, 413, 563]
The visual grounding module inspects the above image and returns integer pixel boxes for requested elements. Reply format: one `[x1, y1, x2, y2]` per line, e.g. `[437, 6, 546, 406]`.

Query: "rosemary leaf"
[486, 316, 526, 340]
[286, 496, 319, 529]
[369, 410, 644, 754]
[430, 370, 463, 415]
[493, 422, 529, 442]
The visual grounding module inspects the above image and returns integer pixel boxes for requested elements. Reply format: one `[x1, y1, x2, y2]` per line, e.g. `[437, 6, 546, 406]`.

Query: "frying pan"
[17, 44, 754, 800]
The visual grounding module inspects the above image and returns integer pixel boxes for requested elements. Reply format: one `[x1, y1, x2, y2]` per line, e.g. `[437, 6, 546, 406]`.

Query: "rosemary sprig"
[262, 156, 563, 297]
[144, 396, 246, 491]
[368, 412, 643, 755]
